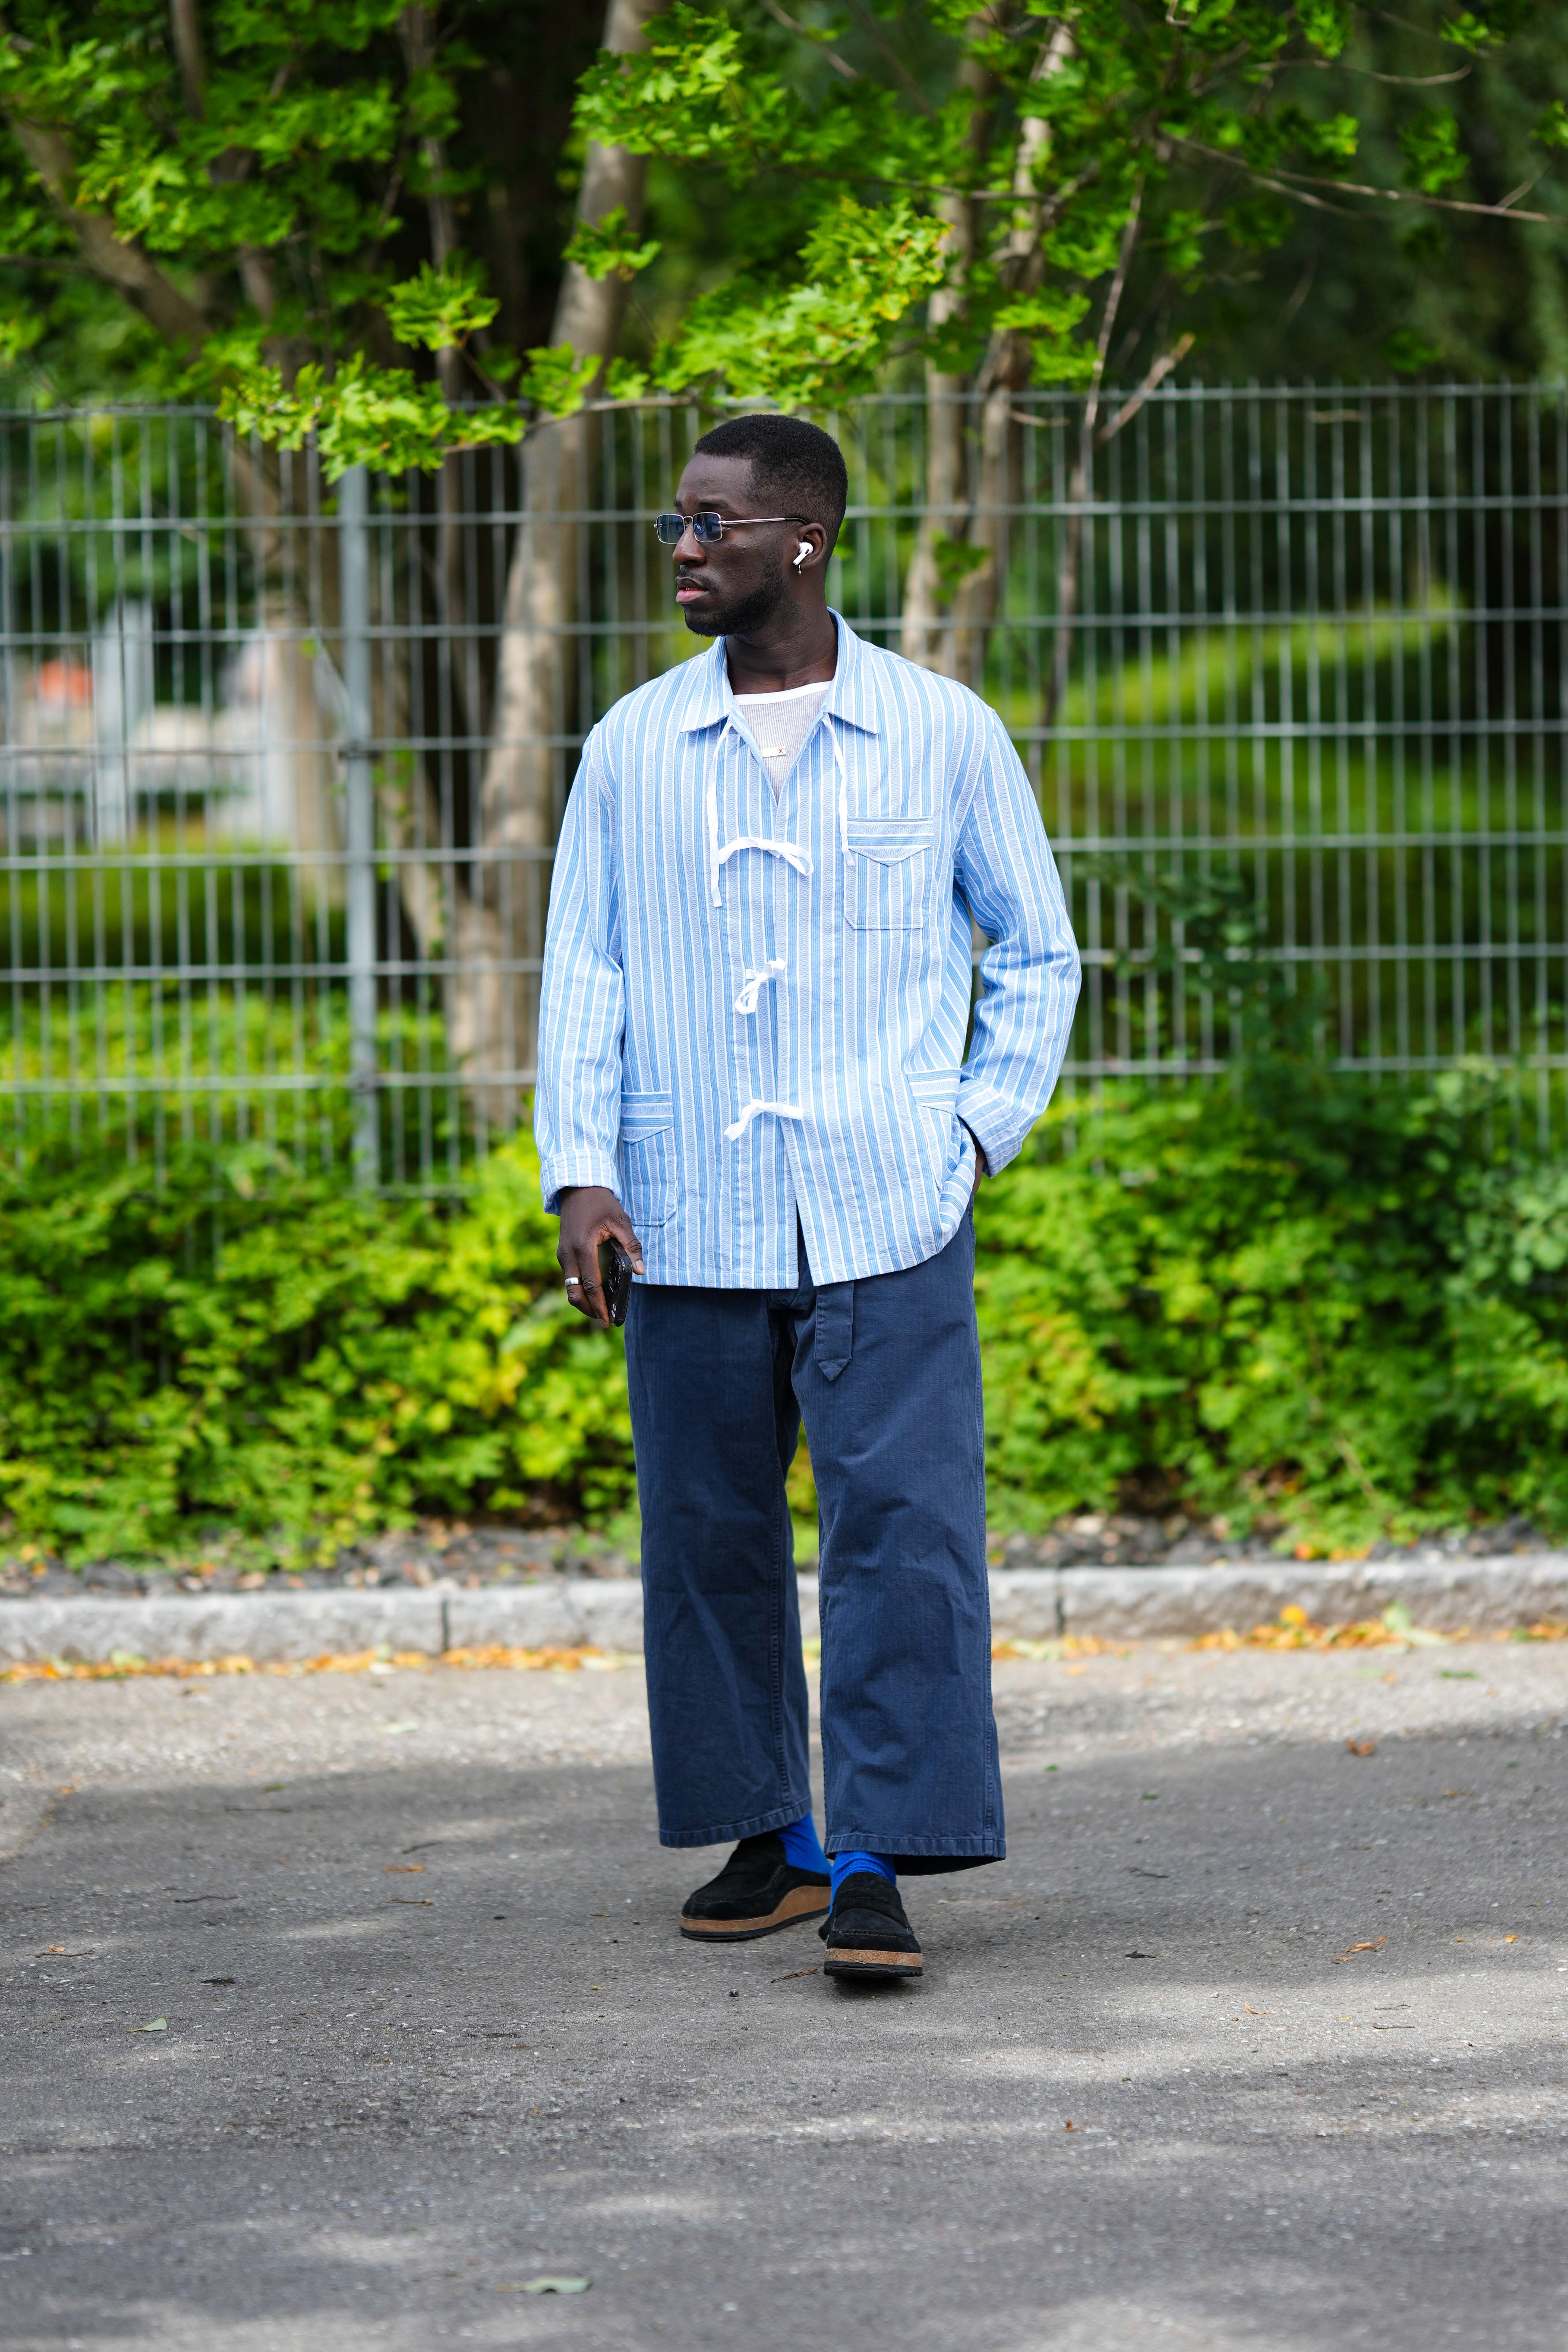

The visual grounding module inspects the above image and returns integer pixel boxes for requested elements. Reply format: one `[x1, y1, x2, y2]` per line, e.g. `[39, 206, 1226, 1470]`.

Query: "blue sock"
[777, 1814, 830, 1874]
[830, 1849, 897, 1899]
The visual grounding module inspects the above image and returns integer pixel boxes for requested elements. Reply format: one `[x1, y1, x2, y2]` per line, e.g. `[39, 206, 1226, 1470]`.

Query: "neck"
[723, 601, 838, 696]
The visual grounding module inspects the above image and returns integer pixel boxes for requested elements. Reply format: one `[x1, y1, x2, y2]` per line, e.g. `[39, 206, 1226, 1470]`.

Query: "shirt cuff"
[539, 1152, 620, 1218]
[954, 1081, 1024, 1177]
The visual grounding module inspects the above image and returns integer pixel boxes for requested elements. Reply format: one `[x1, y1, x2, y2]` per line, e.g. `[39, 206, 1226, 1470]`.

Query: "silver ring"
[564, 1276, 582, 1287]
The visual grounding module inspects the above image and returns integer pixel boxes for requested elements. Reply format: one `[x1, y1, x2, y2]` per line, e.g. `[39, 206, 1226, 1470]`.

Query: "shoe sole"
[822, 1947, 924, 1978]
[678, 1885, 830, 1942]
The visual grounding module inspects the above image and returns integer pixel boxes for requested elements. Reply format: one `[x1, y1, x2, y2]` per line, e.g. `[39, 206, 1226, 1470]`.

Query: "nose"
[672, 517, 705, 560]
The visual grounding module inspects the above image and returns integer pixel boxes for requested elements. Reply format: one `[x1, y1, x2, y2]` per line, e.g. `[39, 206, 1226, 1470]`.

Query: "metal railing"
[4, 383, 1565, 1185]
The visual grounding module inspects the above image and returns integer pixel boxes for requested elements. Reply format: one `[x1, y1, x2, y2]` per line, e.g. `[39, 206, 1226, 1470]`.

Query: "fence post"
[338, 464, 378, 1188]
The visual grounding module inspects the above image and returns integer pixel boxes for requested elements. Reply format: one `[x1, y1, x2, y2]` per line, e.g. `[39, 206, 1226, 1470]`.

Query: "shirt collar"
[677, 611, 882, 736]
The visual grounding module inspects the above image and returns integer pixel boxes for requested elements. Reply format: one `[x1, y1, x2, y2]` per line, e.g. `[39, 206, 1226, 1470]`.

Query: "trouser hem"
[658, 1799, 810, 1851]
[826, 1834, 1005, 1860]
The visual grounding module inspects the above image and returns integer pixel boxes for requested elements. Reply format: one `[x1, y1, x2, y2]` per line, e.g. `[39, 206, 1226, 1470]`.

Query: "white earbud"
[793, 541, 811, 570]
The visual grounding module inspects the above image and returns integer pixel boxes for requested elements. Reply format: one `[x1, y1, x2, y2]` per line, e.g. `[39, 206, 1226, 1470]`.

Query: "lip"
[674, 581, 710, 604]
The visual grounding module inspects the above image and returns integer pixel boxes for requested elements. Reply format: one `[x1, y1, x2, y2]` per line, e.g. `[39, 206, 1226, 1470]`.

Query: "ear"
[790, 522, 827, 575]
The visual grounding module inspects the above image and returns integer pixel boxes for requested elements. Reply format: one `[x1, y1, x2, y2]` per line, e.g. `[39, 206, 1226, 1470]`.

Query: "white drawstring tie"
[706, 714, 817, 905]
[724, 1099, 804, 1143]
[735, 958, 786, 1015]
[717, 836, 813, 880]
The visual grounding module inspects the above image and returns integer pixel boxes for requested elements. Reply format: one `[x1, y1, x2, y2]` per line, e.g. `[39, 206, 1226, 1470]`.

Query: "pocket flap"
[844, 817, 936, 865]
[619, 1089, 674, 1143]
[908, 1070, 961, 1112]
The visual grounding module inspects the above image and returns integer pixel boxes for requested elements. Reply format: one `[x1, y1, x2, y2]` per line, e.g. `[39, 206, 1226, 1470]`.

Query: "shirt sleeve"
[952, 711, 1082, 1175]
[533, 728, 626, 1215]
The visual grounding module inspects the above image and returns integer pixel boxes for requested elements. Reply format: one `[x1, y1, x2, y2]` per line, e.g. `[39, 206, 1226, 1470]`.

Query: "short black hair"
[693, 413, 848, 553]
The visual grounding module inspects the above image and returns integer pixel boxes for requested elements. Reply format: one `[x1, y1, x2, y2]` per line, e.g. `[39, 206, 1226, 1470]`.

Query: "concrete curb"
[1, 1553, 1565, 1665]
[997, 1552, 1568, 1642]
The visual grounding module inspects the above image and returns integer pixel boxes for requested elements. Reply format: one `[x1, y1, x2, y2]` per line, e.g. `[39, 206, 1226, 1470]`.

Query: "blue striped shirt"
[534, 614, 1081, 1287]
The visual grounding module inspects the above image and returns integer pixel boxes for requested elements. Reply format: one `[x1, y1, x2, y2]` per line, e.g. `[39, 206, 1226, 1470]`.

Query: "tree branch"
[0, 248, 96, 273]
[1096, 330, 1194, 446]
[1172, 134, 1559, 224]
[169, 0, 206, 119]
[0, 100, 209, 345]
[841, 0, 936, 115]
[1043, 183, 1142, 732]
[759, 0, 859, 80]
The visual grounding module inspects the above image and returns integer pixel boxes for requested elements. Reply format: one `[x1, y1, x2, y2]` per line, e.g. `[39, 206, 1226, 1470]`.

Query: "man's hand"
[557, 1186, 645, 1327]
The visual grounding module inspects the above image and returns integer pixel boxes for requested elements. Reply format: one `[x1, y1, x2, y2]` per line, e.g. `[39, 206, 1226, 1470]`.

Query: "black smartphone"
[597, 1238, 635, 1327]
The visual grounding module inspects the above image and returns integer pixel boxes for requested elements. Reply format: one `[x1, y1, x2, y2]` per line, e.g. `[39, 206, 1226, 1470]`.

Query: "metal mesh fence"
[4, 384, 1565, 1187]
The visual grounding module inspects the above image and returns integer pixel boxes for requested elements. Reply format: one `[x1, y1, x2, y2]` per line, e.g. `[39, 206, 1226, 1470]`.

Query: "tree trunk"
[900, 25, 1069, 694]
[900, 29, 1001, 676]
[452, 0, 659, 1124]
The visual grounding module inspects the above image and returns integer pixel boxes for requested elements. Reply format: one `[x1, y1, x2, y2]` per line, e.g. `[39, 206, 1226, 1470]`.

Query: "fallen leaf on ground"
[388, 1897, 432, 1906]
[1503, 1934, 1518, 1942]
[129, 2018, 167, 2033]
[1193, 1608, 1449, 1654]
[384, 1864, 424, 1874]
[1346, 1740, 1377, 1756]
[1332, 1939, 1386, 1963]
[773, 1965, 819, 1981]
[496, 2277, 591, 2295]
[991, 1636, 1130, 1663]
[1064, 2120, 1075, 2131]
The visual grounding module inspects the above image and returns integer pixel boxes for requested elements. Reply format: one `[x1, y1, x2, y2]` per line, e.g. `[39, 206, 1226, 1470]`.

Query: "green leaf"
[656, 197, 947, 402]
[217, 355, 524, 476]
[1297, 0, 1351, 56]
[564, 205, 662, 283]
[1535, 100, 1568, 153]
[1398, 108, 1467, 195]
[933, 534, 990, 598]
[520, 343, 601, 417]
[1384, 326, 1445, 373]
[603, 357, 651, 402]
[383, 258, 499, 353]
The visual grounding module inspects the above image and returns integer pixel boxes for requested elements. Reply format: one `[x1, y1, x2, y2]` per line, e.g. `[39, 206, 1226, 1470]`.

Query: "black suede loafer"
[819, 1871, 923, 1979]
[679, 1832, 831, 1941]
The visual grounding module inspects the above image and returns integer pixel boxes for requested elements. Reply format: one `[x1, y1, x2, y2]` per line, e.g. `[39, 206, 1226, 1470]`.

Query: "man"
[535, 412, 1080, 1983]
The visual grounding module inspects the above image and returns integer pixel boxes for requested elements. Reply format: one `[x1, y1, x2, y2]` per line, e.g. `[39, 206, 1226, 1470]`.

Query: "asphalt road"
[3, 1641, 1565, 2351]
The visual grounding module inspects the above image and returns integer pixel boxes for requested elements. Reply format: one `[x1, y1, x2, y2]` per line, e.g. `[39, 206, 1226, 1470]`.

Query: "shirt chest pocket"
[842, 817, 937, 931]
[617, 1090, 675, 1230]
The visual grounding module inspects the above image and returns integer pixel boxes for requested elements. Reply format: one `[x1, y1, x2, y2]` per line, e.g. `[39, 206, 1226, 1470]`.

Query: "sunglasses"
[653, 511, 801, 545]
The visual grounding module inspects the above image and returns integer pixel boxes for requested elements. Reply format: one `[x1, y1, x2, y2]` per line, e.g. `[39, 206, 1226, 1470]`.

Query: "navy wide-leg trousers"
[623, 1211, 1002, 1874]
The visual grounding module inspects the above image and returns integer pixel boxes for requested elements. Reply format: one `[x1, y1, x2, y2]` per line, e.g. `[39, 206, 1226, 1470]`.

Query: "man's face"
[668, 453, 796, 638]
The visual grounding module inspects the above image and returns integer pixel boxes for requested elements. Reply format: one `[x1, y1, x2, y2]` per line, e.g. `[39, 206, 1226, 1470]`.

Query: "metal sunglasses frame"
[652, 510, 808, 545]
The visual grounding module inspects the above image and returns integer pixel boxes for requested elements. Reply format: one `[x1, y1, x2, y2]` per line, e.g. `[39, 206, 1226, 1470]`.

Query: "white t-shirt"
[732, 682, 829, 798]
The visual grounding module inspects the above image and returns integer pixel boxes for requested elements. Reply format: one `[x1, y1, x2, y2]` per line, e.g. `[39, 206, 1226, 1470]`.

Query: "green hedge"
[3, 1066, 1567, 1566]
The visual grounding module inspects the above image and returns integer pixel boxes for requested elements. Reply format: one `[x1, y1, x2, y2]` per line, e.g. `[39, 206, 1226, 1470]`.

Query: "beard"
[681, 567, 790, 638]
